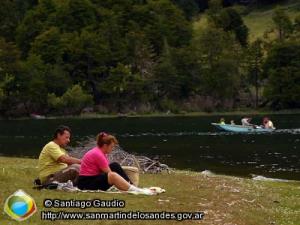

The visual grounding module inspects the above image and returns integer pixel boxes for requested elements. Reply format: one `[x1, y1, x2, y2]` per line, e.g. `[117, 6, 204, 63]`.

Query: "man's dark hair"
[53, 125, 71, 139]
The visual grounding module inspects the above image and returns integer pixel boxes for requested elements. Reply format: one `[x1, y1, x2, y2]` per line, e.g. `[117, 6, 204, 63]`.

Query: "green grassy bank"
[0, 157, 299, 225]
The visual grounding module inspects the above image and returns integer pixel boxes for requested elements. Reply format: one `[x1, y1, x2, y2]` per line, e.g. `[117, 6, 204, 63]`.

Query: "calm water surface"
[0, 114, 299, 180]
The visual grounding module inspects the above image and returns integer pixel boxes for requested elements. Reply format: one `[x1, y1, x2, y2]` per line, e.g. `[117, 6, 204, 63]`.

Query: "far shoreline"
[1, 109, 300, 120]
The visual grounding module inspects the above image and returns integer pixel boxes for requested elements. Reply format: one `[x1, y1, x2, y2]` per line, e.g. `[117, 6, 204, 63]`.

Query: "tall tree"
[0, 38, 22, 114]
[246, 39, 264, 107]
[99, 63, 146, 111]
[172, 0, 199, 19]
[63, 29, 111, 102]
[153, 40, 180, 99]
[219, 8, 248, 46]
[292, 13, 300, 39]
[55, 0, 97, 32]
[0, 0, 38, 41]
[15, 0, 56, 56]
[0, 38, 21, 76]
[263, 42, 300, 109]
[134, 0, 192, 54]
[272, 7, 293, 42]
[126, 28, 156, 78]
[20, 54, 48, 113]
[294, 14, 300, 32]
[171, 46, 202, 97]
[208, 2, 249, 46]
[30, 27, 63, 64]
[193, 27, 242, 103]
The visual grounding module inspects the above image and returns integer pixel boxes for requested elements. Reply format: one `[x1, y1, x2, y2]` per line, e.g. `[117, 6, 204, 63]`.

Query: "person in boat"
[241, 117, 252, 126]
[38, 125, 81, 185]
[263, 117, 275, 129]
[219, 118, 225, 125]
[77, 132, 152, 194]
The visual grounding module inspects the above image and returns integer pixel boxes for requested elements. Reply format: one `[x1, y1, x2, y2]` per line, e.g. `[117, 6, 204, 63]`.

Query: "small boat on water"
[211, 123, 275, 133]
[30, 113, 46, 119]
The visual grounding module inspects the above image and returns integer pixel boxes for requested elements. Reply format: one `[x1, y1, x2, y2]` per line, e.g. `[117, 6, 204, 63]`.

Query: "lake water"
[0, 114, 299, 180]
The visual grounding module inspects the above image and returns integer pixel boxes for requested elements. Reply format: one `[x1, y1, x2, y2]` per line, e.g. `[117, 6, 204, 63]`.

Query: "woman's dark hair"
[53, 125, 71, 139]
[96, 132, 118, 147]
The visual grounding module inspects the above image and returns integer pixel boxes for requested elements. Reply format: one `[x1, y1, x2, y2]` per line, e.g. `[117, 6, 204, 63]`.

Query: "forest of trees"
[0, 0, 299, 116]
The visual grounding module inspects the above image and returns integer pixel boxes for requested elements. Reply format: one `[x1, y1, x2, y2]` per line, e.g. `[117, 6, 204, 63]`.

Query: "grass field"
[193, 0, 300, 42]
[243, 0, 300, 41]
[0, 157, 299, 225]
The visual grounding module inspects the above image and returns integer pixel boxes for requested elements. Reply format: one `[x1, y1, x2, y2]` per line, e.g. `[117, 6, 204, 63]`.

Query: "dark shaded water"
[0, 114, 299, 180]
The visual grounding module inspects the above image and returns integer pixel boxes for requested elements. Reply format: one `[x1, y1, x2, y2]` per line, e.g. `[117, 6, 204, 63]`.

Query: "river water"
[0, 114, 299, 180]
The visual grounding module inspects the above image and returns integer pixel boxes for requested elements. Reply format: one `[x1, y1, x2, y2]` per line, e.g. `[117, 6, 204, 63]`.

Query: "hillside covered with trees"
[0, 0, 299, 116]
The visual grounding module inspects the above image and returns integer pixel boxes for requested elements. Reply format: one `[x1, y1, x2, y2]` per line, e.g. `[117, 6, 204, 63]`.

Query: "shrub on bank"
[48, 84, 93, 115]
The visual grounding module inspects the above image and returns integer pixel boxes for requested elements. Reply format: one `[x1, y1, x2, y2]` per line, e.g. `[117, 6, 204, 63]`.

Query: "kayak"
[211, 123, 275, 133]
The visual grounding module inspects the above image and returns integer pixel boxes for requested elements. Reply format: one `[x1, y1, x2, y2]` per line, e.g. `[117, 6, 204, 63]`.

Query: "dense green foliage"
[263, 42, 300, 109]
[0, 0, 299, 116]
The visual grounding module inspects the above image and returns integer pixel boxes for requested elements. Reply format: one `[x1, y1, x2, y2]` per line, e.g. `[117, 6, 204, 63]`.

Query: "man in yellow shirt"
[38, 125, 81, 185]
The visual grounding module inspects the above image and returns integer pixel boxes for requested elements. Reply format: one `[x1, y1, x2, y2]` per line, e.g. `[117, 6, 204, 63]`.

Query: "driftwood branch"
[70, 136, 170, 174]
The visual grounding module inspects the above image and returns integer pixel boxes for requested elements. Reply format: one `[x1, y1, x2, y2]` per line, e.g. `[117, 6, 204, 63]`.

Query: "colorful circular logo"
[4, 189, 37, 221]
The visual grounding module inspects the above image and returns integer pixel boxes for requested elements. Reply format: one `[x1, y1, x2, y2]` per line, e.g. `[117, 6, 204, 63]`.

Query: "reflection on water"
[0, 114, 299, 180]
[118, 131, 300, 180]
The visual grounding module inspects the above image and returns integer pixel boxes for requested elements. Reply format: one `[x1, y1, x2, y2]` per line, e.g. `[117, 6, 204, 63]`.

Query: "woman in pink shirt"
[78, 132, 147, 193]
